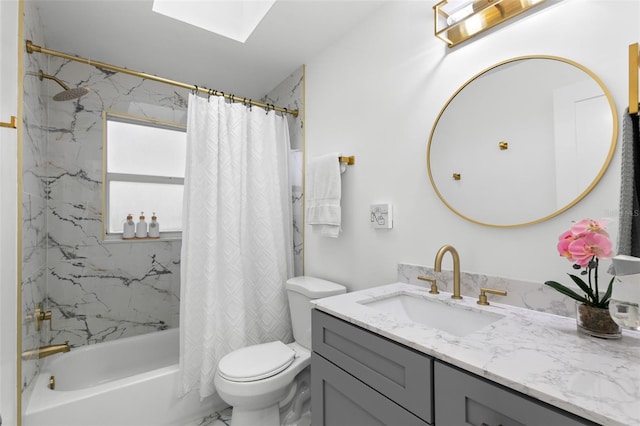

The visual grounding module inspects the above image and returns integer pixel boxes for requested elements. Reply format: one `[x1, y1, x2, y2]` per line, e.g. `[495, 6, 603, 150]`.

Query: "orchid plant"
[544, 219, 615, 309]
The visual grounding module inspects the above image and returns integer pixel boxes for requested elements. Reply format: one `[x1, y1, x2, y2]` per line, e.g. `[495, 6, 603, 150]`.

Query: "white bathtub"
[24, 328, 226, 426]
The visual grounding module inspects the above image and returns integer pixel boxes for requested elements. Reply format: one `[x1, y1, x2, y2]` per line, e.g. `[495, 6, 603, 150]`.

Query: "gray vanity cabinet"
[311, 309, 432, 426]
[434, 361, 598, 426]
[312, 309, 598, 426]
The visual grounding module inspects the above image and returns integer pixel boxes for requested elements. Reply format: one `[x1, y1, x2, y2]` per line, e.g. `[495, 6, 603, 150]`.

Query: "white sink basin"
[360, 292, 505, 337]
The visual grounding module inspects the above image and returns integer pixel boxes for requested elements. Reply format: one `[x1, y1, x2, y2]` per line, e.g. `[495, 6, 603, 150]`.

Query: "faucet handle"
[477, 287, 507, 306]
[26, 303, 52, 331]
[417, 276, 439, 294]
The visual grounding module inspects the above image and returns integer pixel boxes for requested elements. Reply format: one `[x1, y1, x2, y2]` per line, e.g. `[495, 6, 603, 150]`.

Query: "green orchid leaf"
[600, 276, 615, 306]
[544, 281, 590, 304]
[567, 274, 595, 299]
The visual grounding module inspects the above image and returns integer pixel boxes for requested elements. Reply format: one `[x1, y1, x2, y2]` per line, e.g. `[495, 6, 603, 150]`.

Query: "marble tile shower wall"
[263, 67, 304, 276]
[27, 55, 304, 354]
[22, 0, 48, 402]
[44, 57, 186, 349]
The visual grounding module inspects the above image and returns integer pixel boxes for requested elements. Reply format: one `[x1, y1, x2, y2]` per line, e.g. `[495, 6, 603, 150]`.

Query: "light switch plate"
[370, 203, 393, 229]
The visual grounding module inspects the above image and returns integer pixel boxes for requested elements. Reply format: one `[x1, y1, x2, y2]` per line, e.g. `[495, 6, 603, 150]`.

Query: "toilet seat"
[217, 341, 296, 382]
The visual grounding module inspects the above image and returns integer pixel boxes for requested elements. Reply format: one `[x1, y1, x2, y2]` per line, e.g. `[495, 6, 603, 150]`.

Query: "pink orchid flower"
[565, 231, 614, 266]
[570, 218, 610, 237]
[556, 230, 575, 260]
[556, 218, 614, 265]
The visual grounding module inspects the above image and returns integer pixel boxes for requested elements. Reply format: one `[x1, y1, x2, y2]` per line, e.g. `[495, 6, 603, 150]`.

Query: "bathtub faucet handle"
[29, 302, 52, 331]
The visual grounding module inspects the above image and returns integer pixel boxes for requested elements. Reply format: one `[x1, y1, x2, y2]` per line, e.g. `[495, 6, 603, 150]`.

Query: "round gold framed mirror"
[427, 56, 618, 228]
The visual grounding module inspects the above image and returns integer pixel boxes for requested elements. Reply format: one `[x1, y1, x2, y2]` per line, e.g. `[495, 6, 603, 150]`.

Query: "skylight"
[152, 0, 277, 43]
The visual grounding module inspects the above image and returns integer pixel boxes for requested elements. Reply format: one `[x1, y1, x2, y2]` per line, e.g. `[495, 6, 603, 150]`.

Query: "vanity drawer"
[312, 352, 429, 426]
[434, 361, 598, 426]
[312, 309, 433, 424]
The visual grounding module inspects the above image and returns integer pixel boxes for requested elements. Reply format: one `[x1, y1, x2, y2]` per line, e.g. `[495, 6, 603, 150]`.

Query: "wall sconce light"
[434, 0, 547, 47]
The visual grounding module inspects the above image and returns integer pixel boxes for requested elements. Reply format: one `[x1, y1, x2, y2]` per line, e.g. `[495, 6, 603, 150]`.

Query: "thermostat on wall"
[370, 203, 393, 229]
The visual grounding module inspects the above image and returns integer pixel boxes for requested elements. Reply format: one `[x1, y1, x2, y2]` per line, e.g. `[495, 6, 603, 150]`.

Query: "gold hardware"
[0, 116, 17, 129]
[338, 156, 355, 165]
[25, 302, 52, 331]
[477, 287, 507, 306]
[630, 43, 638, 114]
[21, 341, 70, 360]
[26, 40, 298, 117]
[38, 69, 70, 91]
[498, 141, 508, 150]
[452, 173, 461, 180]
[434, 0, 548, 48]
[418, 276, 440, 294]
[434, 245, 462, 299]
[49, 375, 56, 390]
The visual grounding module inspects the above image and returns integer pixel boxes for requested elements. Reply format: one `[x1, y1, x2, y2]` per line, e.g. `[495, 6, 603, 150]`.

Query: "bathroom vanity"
[310, 283, 640, 426]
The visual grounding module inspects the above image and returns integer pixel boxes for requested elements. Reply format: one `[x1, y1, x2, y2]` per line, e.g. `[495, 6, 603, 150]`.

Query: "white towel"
[306, 153, 342, 237]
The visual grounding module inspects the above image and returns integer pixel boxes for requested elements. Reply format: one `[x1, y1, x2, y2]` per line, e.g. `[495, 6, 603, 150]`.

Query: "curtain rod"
[26, 40, 299, 117]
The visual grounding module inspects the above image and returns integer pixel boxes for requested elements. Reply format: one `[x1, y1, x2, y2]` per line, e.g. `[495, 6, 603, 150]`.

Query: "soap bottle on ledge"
[135, 212, 148, 239]
[123, 214, 135, 239]
[148, 212, 160, 239]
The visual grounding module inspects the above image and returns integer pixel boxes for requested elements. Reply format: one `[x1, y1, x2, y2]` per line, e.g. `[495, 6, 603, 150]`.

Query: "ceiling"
[33, 0, 389, 99]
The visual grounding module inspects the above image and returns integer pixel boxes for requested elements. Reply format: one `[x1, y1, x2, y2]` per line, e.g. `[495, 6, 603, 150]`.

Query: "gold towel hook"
[0, 116, 17, 129]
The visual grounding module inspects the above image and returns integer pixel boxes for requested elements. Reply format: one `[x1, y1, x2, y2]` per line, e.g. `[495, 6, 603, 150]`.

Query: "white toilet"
[214, 276, 346, 426]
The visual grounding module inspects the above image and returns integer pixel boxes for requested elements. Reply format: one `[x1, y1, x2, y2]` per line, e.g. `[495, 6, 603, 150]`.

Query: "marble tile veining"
[264, 67, 304, 276]
[181, 407, 232, 426]
[398, 263, 577, 317]
[313, 282, 640, 426]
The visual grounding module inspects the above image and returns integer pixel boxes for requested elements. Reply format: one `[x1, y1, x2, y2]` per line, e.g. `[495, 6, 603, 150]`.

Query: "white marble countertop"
[311, 282, 640, 426]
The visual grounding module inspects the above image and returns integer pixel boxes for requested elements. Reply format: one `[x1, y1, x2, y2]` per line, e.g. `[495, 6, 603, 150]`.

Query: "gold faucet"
[25, 302, 52, 331]
[22, 341, 70, 360]
[417, 275, 439, 294]
[434, 245, 462, 300]
[477, 287, 507, 306]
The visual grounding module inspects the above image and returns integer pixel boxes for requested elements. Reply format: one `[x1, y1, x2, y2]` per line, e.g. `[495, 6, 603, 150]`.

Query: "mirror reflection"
[427, 56, 617, 227]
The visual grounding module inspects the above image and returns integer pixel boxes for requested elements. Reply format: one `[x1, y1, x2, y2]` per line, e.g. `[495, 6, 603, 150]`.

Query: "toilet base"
[230, 404, 280, 426]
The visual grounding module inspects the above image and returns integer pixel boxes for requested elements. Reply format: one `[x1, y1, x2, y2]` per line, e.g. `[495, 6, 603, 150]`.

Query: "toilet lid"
[217, 341, 295, 382]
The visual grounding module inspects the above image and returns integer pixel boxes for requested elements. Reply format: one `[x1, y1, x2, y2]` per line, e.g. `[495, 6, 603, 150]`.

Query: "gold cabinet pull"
[452, 173, 461, 180]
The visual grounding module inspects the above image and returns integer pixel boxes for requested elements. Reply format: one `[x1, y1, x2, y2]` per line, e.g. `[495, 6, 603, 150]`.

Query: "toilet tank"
[286, 276, 346, 349]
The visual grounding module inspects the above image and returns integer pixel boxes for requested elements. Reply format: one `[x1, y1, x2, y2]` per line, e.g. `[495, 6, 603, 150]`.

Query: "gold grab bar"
[0, 116, 17, 129]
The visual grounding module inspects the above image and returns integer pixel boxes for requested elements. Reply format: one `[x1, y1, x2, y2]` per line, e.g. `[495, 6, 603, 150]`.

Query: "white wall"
[304, 0, 639, 292]
[0, 0, 19, 423]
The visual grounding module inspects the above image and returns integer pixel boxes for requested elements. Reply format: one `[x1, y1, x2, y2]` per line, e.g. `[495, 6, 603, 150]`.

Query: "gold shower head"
[38, 70, 89, 101]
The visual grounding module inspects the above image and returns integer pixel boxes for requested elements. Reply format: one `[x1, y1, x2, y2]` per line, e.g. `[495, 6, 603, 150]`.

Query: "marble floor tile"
[181, 407, 232, 426]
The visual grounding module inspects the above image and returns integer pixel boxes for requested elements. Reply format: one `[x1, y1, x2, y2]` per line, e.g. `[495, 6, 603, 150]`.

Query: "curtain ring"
[207, 88, 212, 101]
[193, 85, 198, 95]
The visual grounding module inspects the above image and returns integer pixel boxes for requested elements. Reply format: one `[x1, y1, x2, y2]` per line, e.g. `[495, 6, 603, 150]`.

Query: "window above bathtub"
[103, 111, 186, 241]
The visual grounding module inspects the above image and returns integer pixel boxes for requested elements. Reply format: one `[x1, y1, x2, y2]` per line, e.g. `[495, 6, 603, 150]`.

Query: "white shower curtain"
[179, 94, 294, 399]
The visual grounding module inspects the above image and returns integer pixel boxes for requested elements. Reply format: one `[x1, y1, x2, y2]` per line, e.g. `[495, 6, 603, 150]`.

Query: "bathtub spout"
[22, 341, 70, 360]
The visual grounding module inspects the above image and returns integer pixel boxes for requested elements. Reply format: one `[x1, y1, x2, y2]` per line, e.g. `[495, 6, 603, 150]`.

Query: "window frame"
[102, 111, 186, 241]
